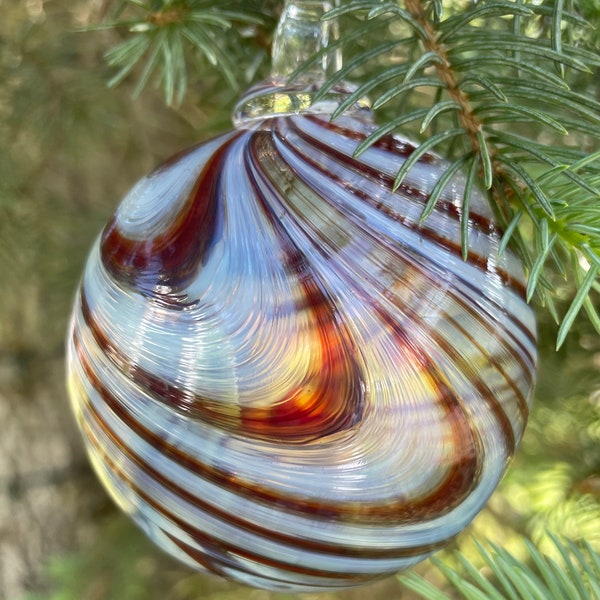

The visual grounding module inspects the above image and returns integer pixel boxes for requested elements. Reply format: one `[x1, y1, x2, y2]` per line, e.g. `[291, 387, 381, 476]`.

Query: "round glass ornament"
[66, 1, 537, 592]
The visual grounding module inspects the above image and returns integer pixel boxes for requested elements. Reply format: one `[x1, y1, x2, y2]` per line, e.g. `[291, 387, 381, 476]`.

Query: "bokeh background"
[1, 1, 599, 599]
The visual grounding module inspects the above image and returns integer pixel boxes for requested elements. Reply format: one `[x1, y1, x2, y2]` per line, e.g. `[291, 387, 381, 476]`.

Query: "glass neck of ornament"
[232, 0, 371, 128]
[271, 0, 341, 84]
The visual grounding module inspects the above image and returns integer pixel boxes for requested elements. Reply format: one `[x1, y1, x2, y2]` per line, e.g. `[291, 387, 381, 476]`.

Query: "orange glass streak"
[239, 273, 363, 440]
[73, 325, 481, 523]
[79, 284, 362, 442]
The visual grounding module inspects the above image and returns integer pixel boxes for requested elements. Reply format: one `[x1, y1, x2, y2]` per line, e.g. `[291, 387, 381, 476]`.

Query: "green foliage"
[399, 534, 600, 600]
[95, 0, 278, 105]
[308, 0, 600, 347]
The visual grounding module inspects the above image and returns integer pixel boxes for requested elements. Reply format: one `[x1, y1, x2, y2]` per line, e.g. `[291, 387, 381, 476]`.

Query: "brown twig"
[403, 1, 526, 230]
[404, 0, 483, 155]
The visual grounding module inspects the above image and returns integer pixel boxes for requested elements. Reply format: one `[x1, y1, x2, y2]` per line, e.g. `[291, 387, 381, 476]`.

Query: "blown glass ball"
[67, 91, 537, 591]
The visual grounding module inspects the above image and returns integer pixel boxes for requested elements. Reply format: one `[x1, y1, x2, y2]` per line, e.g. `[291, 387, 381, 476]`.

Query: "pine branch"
[318, 0, 600, 346]
[93, 0, 277, 106]
[399, 534, 600, 600]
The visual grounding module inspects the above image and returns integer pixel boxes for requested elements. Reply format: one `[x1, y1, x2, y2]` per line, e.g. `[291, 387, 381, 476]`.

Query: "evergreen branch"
[322, 65, 409, 111]
[402, 0, 483, 161]
[399, 534, 600, 599]
[452, 56, 570, 89]
[552, 0, 565, 77]
[399, 572, 450, 599]
[310, 37, 406, 105]
[329, 66, 407, 117]
[354, 108, 430, 155]
[557, 255, 599, 349]
[392, 128, 465, 190]
[447, 36, 597, 73]
[371, 77, 447, 110]
[420, 100, 461, 133]
[321, 0, 600, 344]
[437, 2, 535, 43]
[494, 156, 556, 219]
[459, 75, 508, 102]
[527, 221, 558, 302]
[99, 0, 272, 105]
[498, 211, 523, 257]
[461, 155, 480, 259]
[487, 131, 599, 196]
[421, 154, 471, 220]
[364, 3, 429, 39]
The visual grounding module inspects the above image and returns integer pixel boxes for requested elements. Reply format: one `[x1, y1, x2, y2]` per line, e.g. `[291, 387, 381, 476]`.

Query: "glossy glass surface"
[67, 104, 537, 591]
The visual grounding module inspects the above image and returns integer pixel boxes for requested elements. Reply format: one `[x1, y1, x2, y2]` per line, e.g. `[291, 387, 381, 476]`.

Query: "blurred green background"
[1, 1, 599, 599]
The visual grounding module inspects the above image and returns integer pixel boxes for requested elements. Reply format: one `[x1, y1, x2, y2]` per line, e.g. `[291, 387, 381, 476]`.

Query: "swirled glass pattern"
[67, 108, 537, 591]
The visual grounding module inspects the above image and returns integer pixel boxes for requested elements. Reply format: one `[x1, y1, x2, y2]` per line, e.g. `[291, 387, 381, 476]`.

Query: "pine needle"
[400, 534, 600, 599]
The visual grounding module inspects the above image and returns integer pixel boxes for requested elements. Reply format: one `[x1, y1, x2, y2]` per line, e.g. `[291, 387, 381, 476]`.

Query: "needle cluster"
[305, 0, 600, 348]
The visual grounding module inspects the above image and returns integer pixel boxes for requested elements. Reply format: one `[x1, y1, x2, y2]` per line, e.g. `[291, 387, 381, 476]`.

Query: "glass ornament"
[66, 1, 537, 592]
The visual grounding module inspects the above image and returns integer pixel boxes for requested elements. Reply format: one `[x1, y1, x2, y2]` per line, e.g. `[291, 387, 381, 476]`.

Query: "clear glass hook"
[232, 0, 368, 127]
[271, 0, 341, 82]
